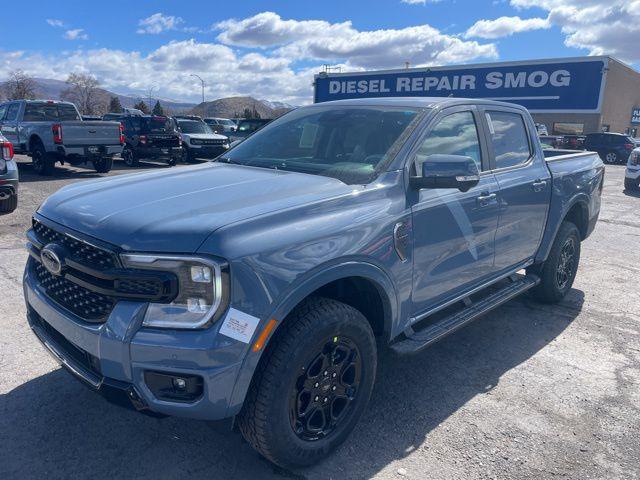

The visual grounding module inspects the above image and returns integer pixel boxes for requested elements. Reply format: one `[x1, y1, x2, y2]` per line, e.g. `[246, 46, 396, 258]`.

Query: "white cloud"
[46, 19, 65, 28]
[465, 16, 550, 39]
[63, 29, 88, 41]
[137, 13, 185, 34]
[216, 11, 497, 70]
[511, 0, 640, 62]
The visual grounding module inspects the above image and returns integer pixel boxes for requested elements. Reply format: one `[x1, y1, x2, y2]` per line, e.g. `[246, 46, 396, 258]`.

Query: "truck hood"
[38, 163, 354, 253]
[183, 133, 228, 141]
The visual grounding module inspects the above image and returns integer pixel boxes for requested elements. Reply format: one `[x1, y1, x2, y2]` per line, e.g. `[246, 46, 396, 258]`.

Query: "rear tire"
[122, 146, 138, 167]
[624, 177, 639, 191]
[93, 157, 113, 173]
[529, 221, 581, 303]
[604, 151, 618, 164]
[238, 297, 377, 469]
[0, 194, 17, 213]
[31, 142, 54, 176]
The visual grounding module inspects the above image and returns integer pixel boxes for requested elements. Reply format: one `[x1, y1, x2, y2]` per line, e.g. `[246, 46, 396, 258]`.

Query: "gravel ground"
[1, 157, 639, 480]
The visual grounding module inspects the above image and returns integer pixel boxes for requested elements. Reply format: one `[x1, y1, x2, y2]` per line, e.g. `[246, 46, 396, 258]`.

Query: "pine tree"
[152, 100, 164, 116]
[133, 100, 150, 114]
[108, 96, 123, 113]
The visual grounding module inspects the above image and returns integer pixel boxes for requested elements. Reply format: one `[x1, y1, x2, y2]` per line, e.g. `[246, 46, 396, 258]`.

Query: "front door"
[482, 108, 550, 271]
[410, 107, 500, 316]
[1, 103, 21, 148]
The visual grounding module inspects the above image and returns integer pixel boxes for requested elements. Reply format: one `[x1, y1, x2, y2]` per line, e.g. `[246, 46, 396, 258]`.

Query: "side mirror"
[410, 154, 480, 192]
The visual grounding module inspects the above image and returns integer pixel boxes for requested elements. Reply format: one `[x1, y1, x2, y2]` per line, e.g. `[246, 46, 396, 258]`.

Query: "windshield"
[221, 106, 422, 184]
[219, 119, 235, 126]
[180, 121, 213, 134]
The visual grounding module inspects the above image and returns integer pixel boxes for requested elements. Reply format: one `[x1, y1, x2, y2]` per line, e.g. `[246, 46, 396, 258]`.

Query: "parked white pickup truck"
[0, 100, 124, 175]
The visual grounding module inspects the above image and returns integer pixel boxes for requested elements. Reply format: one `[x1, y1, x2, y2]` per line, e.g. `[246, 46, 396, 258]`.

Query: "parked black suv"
[584, 133, 635, 164]
[119, 115, 182, 167]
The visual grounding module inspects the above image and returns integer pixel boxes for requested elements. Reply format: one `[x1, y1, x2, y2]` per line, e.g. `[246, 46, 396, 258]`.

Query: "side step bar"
[391, 274, 540, 355]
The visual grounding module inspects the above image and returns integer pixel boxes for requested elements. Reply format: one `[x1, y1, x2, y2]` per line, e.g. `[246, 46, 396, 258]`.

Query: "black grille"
[33, 262, 114, 321]
[115, 278, 162, 297]
[32, 220, 117, 269]
[200, 139, 225, 145]
[30, 308, 102, 376]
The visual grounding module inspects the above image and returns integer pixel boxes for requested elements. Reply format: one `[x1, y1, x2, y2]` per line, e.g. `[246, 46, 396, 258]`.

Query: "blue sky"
[0, 0, 634, 103]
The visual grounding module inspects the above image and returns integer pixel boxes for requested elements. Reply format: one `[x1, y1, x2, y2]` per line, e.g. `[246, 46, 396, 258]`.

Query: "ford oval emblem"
[41, 244, 65, 276]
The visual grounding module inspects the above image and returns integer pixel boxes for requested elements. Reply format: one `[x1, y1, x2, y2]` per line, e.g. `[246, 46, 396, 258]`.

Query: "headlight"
[120, 254, 228, 329]
[190, 138, 203, 145]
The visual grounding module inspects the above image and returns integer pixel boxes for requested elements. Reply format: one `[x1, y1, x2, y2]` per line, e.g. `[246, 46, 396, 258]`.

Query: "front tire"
[238, 297, 377, 469]
[624, 177, 639, 191]
[529, 221, 581, 303]
[0, 194, 17, 213]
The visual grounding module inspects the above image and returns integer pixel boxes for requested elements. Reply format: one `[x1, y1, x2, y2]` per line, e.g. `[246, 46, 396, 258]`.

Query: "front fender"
[225, 258, 399, 417]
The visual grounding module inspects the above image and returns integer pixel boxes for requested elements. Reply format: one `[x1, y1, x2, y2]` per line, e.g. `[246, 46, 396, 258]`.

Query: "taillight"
[52, 124, 63, 144]
[139, 135, 147, 144]
[624, 143, 634, 151]
[119, 123, 125, 145]
[1, 141, 13, 160]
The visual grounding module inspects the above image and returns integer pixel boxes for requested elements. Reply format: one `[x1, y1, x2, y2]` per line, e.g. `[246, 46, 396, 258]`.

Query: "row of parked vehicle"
[0, 98, 273, 177]
[539, 131, 639, 165]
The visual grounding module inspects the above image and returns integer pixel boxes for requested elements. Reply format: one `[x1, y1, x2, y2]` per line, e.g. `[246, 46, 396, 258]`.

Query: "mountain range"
[2, 77, 295, 118]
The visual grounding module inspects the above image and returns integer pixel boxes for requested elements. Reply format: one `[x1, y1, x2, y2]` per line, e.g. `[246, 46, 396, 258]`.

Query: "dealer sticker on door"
[219, 308, 261, 344]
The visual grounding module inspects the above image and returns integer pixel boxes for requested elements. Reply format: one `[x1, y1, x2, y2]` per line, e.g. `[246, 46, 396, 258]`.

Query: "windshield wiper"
[217, 157, 239, 164]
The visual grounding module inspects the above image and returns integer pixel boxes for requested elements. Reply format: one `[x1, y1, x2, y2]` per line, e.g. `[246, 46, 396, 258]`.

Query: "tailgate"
[61, 121, 121, 146]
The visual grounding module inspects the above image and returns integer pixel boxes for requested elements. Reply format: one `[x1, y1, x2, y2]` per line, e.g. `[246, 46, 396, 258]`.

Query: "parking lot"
[1, 156, 639, 479]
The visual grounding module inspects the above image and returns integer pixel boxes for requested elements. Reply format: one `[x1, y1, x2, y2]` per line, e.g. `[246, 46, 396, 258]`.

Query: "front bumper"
[187, 144, 228, 159]
[24, 264, 248, 420]
[625, 165, 640, 180]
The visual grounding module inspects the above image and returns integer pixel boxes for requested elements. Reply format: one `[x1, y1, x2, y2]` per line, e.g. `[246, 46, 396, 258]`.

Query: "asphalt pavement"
[1, 156, 639, 479]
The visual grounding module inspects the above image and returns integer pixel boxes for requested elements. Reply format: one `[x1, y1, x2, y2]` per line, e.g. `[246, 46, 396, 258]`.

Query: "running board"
[391, 274, 540, 355]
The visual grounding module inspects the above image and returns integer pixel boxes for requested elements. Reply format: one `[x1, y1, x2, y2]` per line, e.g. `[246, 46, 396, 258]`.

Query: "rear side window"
[0, 104, 7, 121]
[415, 110, 483, 170]
[486, 111, 531, 169]
[58, 104, 80, 121]
[5, 103, 20, 121]
[24, 103, 59, 121]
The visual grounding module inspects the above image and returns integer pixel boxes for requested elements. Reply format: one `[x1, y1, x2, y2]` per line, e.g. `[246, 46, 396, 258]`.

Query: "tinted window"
[415, 111, 482, 170]
[223, 106, 420, 184]
[24, 103, 58, 121]
[142, 117, 175, 134]
[486, 111, 531, 169]
[0, 104, 7, 121]
[5, 103, 20, 121]
[58, 104, 80, 121]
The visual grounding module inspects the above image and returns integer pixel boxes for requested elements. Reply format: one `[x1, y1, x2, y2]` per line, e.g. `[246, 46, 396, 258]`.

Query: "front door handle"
[532, 179, 547, 192]
[476, 192, 497, 206]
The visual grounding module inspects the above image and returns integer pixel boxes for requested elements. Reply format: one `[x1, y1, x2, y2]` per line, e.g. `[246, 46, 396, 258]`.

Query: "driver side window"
[415, 111, 482, 171]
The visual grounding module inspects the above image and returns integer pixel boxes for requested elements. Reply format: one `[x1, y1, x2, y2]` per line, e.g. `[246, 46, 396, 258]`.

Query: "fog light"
[173, 377, 187, 390]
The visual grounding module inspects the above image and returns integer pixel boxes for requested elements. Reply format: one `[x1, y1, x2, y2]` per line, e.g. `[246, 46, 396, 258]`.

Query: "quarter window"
[415, 111, 482, 170]
[486, 111, 531, 169]
[0, 104, 7, 121]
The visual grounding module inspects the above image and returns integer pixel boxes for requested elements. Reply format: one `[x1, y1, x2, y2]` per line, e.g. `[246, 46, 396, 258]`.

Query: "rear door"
[482, 107, 551, 271]
[410, 106, 501, 315]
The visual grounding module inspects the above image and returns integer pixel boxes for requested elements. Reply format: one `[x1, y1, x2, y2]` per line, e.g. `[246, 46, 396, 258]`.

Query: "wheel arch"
[226, 260, 398, 417]
[28, 134, 43, 152]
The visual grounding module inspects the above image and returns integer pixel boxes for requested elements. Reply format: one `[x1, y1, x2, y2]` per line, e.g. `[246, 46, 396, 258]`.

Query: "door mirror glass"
[410, 154, 480, 192]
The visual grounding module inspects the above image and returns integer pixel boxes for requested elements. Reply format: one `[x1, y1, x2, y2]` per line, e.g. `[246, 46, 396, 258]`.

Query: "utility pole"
[190, 74, 205, 117]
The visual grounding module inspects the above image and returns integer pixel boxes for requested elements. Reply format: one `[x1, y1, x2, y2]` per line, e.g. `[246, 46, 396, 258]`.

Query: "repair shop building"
[314, 56, 640, 136]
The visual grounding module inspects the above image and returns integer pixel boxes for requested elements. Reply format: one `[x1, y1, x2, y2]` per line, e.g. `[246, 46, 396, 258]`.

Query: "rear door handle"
[532, 179, 547, 192]
[476, 192, 497, 206]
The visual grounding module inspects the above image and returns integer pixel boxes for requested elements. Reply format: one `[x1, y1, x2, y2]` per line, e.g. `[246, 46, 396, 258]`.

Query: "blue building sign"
[631, 107, 640, 124]
[314, 57, 607, 113]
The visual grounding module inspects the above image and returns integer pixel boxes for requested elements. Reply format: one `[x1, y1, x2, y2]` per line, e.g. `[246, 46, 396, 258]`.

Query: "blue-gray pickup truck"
[23, 98, 603, 468]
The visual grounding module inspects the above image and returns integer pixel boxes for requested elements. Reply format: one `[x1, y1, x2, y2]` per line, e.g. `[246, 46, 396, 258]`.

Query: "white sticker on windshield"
[219, 308, 261, 344]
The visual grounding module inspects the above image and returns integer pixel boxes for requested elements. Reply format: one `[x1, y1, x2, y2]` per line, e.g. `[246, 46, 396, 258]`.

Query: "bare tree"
[61, 73, 106, 115]
[2, 70, 37, 100]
